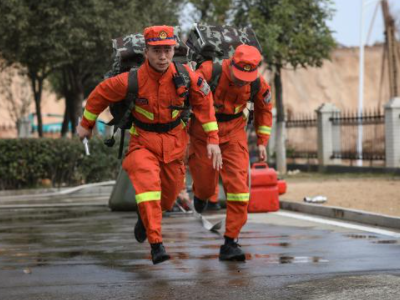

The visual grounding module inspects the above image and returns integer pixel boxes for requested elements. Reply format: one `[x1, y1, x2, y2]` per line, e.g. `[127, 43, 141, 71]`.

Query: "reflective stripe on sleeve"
[135, 106, 154, 120]
[234, 105, 243, 114]
[135, 191, 161, 204]
[227, 193, 250, 202]
[257, 126, 272, 135]
[172, 110, 179, 119]
[202, 121, 218, 132]
[83, 109, 98, 121]
[129, 125, 139, 136]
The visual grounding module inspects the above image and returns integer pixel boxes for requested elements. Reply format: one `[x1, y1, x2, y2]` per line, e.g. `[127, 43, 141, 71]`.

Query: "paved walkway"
[1, 206, 400, 299]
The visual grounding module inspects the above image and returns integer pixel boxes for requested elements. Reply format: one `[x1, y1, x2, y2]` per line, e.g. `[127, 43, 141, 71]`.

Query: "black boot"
[134, 210, 147, 243]
[219, 236, 246, 261]
[151, 243, 171, 265]
[193, 196, 208, 213]
[206, 202, 221, 211]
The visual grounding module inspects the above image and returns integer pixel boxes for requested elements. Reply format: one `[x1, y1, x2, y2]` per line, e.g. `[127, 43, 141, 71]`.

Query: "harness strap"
[215, 112, 243, 122]
[131, 115, 182, 133]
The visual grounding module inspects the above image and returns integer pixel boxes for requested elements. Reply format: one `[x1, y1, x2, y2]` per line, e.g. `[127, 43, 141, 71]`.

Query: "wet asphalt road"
[0, 206, 400, 300]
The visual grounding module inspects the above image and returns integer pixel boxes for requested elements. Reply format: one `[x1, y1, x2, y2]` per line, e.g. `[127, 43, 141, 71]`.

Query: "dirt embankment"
[280, 174, 400, 217]
[260, 44, 390, 117]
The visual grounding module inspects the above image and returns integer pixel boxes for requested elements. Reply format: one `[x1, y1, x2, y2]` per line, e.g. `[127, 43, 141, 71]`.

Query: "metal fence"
[286, 114, 318, 163]
[330, 109, 385, 164]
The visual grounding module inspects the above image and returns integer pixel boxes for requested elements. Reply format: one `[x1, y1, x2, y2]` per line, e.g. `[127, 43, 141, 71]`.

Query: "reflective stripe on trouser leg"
[188, 137, 219, 201]
[220, 139, 250, 239]
[135, 191, 162, 243]
[160, 159, 186, 211]
[122, 147, 163, 244]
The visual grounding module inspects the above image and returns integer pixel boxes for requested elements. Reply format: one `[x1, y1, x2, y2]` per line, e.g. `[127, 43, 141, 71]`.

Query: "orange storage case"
[250, 162, 278, 187]
[248, 163, 280, 213]
[277, 180, 287, 195]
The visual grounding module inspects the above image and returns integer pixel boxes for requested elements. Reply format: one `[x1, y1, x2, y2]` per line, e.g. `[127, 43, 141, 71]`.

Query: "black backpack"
[186, 24, 262, 123]
[103, 28, 191, 158]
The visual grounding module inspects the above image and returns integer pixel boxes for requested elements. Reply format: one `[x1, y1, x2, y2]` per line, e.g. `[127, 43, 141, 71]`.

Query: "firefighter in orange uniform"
[77, 25, 222, 265]
[189, 45, 273, 261]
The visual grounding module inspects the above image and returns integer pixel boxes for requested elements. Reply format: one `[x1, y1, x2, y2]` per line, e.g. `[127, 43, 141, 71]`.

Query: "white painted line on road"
[276, 211, 400, 238]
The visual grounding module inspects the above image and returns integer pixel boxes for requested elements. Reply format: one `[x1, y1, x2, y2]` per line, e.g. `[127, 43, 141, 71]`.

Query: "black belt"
[215, 112, 243, 122]
[132, 116, 182, 133]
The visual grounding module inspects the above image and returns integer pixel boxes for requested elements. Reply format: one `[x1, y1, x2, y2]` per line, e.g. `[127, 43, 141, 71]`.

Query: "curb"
[0, 203, 108, 209]
[280, 200, 400, 230]
[0, 181, 115, 202]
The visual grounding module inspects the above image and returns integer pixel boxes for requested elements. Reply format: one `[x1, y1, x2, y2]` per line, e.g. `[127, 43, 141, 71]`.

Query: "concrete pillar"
[385, 97, 400, 168]
[316, 103, 341, 170]
[108, 131, 135, 211]
[104, 124, 114, 137]
[17, 116, 31, 138]
[275, 121, 286, 174]
[108, 167, 137, 211]
[267, 108, 276, 163]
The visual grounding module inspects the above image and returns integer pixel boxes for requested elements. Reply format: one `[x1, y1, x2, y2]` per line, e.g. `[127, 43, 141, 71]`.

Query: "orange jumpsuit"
[189, 59, 272, 239]
[81, 60, 218, 243]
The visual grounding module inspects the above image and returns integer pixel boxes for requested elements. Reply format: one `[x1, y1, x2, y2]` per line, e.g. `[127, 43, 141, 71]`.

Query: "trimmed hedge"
[0, 137, 120, 190]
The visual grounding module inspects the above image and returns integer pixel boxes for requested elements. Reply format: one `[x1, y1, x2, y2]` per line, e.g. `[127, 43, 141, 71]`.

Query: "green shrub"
[0, 137, 120, 190]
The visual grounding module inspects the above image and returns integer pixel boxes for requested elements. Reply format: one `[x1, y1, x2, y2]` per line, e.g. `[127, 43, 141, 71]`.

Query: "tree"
[50, 0, 184, 136]
[0, 65, 32, 135]
[47, 0, 139, 136]
[0, 0, 184, 137]
[232, 0, 335, 173]
[186, 0, 232, 24]
[0, 0, 67, 137]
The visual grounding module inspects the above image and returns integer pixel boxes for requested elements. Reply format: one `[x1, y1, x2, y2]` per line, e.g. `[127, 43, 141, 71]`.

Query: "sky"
[328, 0, 400, 47]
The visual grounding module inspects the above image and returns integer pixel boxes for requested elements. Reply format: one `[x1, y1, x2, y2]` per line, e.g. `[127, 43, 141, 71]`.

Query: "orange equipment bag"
[248, 162, 280, 213]
[277, 180, 287, 195]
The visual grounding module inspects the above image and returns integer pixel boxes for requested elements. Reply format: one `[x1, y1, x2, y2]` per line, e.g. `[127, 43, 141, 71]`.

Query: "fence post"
[316, 103, 340, 171]
[385, 97, 400, 168]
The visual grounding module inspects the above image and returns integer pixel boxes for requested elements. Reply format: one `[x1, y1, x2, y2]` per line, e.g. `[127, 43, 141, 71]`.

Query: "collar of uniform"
[144, 59, 172, 81]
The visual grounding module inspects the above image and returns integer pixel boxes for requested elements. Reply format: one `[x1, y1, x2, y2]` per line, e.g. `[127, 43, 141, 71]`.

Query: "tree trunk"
[60, 67, 85, 136]
[61, 69, 71, 137]
[30, 75, 44, 137]
[274, 66, 287, 174]
[61, 95, 71, 137]
[70, 68, 84, 135]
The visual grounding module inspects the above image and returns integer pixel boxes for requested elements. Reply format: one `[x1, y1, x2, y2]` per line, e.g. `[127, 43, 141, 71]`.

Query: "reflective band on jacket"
[234, 105, 243, 114]
[258, 126, 272, 135]
[172, 110, 179, 119]
[129, 125, 138, 136]
[83, 109, 98, 121]
[135, 106, 154, 120]
[202, 121, 218, 132]
[135, 191, 161, 204]
[180, 119, 186, 128]
[227, 193, 250, 202]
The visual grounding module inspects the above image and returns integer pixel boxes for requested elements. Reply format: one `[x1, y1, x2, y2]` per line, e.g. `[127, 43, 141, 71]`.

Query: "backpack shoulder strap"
[173, 62, 191, 88]
[173, 62, 191, 106]
[209, 62, 222, 93]
[126, 68, 139, 109]
[249, 77, 261, 102]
